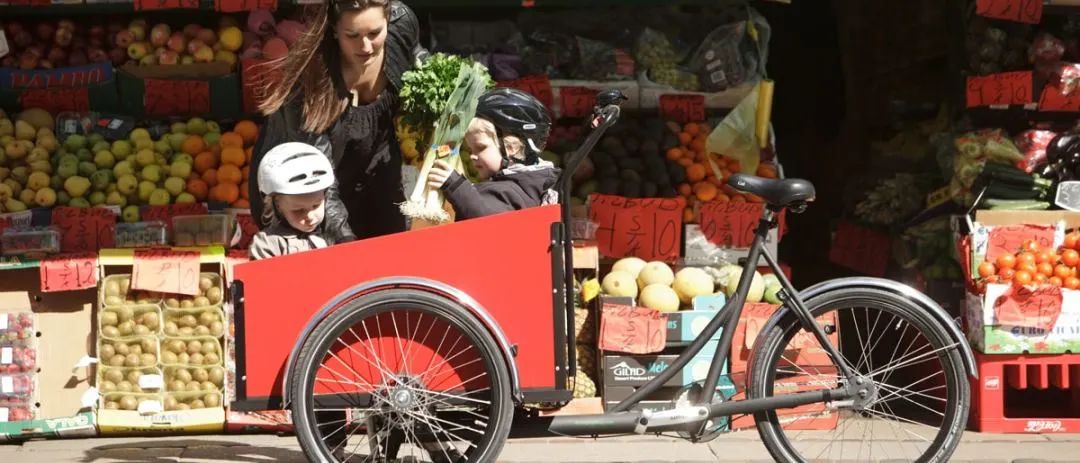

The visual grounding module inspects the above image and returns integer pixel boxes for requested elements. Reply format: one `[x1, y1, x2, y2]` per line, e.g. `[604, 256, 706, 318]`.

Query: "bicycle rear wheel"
[748, 288, 969, 463]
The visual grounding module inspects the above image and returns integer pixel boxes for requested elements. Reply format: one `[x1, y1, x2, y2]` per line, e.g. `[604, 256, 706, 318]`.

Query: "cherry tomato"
[1018, 262, 1039, 274]
[978, 262, 997, 278]
[1022, 240, 1041, 253]
[1055, 264, 1073, 280]
[1014, 270, 1034, 286]
[999, 268, 1016, 281]
[1067, 277, 1080, 290]
[1018, 252, 1037, 266]
[1066, 231, 1080, 250]
[1038, 262, 1055, 276]
[1050, 276, 1064, 287]
[1063, 249, 1080, 267]
[997, 254, 1017, 270]
[1037, 251, 1054, 265]
[1034, 272, 1048, 283]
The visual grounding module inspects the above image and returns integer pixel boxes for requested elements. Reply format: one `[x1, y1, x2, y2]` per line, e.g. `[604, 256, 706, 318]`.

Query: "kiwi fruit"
[209, 321, 224, 337]
[164, 298, 180, 309]
[176, 403, 190, 411]
[104, 280, 121, 298]
[140, 338, 157, 354]
[164, 396, 179, 411]
[180, 315, 198, 328]
[201, 381, 217, 392]
[124, 353, 141, 367]
[195, 326, 210, 336]
[129, 345, 142, 356]
[204, 352, 220, 365]
[204, 393, 221, 408]
[185, 382, 201, 393]
[180, 300, 194, 309]
[140, 353, 156, 367]
[193, 296, 210, 307]
[104, 296, 124, 306]
[133, 325, 150, 336]
[117, 306, 135, 323]
[126, 370, 142, 384]
[104, 401, 120, 410]
[114, 342, 130, 356]
[186, 340, 202, 354]
[190, 399, 206, 409]
[201, 341, 217, 356]
[192, 368, 209, 382]
[101, 326, 121, 338]
[198, 311, 217, 326]
[189, 353, 205, 365]
[170, 380, 186, 391]
[208, 367, 224, 386]
[108, 355, 126, 367]
[100, 381, 117, 394]
[177, 352, 190, 364]
[141, 312, 160, 330]
[101, 311, 119, 326]
[176, 369, 193, 383]
[117, 381, 133, 393]
[161, 351, 178, 364]
[179, 327, 195, 336]
[99, 344, 116, 360]
[164, 322, 179, 336]
[168, 340, 185, 354]
[119, 395, 138, 411]
[104, 369, 124, 383]
[206, 287, 223, 304]
[199, 277, 214, 293]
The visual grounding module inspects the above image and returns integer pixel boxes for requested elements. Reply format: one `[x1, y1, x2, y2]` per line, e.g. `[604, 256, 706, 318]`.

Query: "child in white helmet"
[249, 142, 339, 260]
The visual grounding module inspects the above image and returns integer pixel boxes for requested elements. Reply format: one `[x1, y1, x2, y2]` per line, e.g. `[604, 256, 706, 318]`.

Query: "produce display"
[0, 226, 60, 257]
[0, 374, 34, 400]
[975, 234, 1080, 289]
[0, 314, 35, 345]
[165, 391, 223, 411]
[172, 215, 230, 247]
[0, 346, 37, 374]
[97, 337, 158, 368]
[98, 305, 162, 339]
[0, 402, 35, 422]
[97, 367, 160, 395]
[114, 222, 169, 248]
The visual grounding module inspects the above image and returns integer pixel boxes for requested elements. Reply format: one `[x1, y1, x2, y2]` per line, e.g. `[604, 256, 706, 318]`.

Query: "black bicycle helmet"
[475, 87, 552, 166]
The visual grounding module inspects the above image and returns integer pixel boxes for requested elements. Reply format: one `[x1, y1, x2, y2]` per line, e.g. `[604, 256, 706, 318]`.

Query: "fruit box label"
[0, 62, 113, 90]
[967, 283, 1080, 353]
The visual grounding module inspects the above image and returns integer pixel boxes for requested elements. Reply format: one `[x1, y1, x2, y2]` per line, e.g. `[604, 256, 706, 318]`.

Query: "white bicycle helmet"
[257, 142, 336, 195]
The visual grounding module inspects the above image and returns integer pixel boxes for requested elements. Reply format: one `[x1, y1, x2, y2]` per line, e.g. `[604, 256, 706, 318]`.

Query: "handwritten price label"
[598, 303, 667, 354]
[994, 285, 1062, 332]
[659, 94, 706, 124]
[559, 86, 598, 118]
[497, 75, 553, 108]
[39, 253, 97, 292]
[51, 207, 116, 253]
[132, 248, 200, 296]
[828, 221, 891, 277]
[135, 0, 199, 10]
[965, 71, 1033, 108]
[985, 224, 1055, 262]
[1038, 83, 1080, 112]
[18, 88, 90, 114]
[698, 202, 786, 248]
[975, 0, 1043, 24]
[588, 194, 685, 262]
[214, 0, 276, 12]
[143, 79, 210, 117]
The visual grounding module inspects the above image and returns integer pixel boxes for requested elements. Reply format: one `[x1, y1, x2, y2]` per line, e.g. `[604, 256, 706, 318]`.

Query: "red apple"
[167, 32, 187, 53]
[157, 49, 179, 65]
[183, 24, 201, 39]
[196, 28, 217, 47]
[46, 47, 67, 65]
[18, 52, 39, 70]
[150, 24, 171, 48]
[186, 39, 205, 56]
[193, 45, 214, 63]
[54, 27, 73, 47]
[115, 30, 135, 48]
[127, 41, 150, 60]
[108, 48, 128, 66]
[36, 23, 56, 42]
[85, 48, 106, 64]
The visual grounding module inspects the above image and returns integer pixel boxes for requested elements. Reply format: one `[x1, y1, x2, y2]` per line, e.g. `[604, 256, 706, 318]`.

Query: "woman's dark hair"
[257, 0, 391, 134]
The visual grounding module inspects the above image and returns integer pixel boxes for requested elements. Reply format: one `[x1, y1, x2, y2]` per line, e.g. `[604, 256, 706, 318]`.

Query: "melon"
[17, 108, 53, 131]
[611, 257, 647, 279]
[722, 265, 766, 303]
[672, 267, 715, 305]
[601, 270, 638, 297]
[638, 261, 675, 288]
[639, 284, 680, 313]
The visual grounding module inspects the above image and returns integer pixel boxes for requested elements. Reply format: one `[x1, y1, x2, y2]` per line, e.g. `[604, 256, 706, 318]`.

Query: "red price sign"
[51, 207, 116, 253]
[214, 0, 276, 12]
[698, 202, 786, 248]
[588, 194, 685, 262]
[39, 253, 98, 292]
[985, 224, 1055, 263]
[598, 303, 667, 354]
[142, 203, 208, 236]
[497, 75, 553, 108]
[18, 88, 91, 114]
[966, 71, 1033, 108]
[132, 248, 200, 296]
[559, 86, 598, 118]
[135, 0, 199, 10]
[143, 79, 211, 117]
[1039, 83, 1080, 112]
[659, 94, 706, 124]
[828, 221, 891, 277]
[994, 285, 1062, 332]
[976, 0, 1043, 24]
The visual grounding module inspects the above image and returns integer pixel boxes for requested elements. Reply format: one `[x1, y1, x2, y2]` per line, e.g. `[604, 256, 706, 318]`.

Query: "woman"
[249, 0, 427, 243]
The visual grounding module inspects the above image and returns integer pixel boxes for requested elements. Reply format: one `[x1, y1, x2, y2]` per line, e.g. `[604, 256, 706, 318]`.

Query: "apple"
[89, 25, 106, 39]
[36, 23, 56, 43]
[46, 48, 67, 66]
[12, 30, 33, 49]
[108, 48, 127, 66]
[157, 49, 179, 65]
[39, 60, 54, 70]
[183, 24, 201, 39]
[54, 27, 73, 47]
[1, 56, 16, 68]
[139, 54, 158, 66]
[18, 52, 39, 70]
[115, 30, 135, 48]
[180, 55, 194, 65]
[167, 33, 187, 53]
[85, 49, 106, 65]
[193, 45, 214, 63]
[57, 19, 75, 32]
[129, 19, 147, 41]
[196, 29, 217, 47]
[186, 39, 206, 56]
[128, 42, 150, 60]
[150, 24, 171, 48]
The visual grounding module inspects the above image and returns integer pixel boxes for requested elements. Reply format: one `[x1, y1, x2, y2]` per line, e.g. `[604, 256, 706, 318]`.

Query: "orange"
[684, 122, 700, 136]
[186, 178, 209, 201]
[231, 198, 250, 208]
[677, 157, 693, 167]
[181, 136, 207, 155]
[202, 168, 218, 187]
[683, 207, 695, 223]
[666, 147, 683, 161]
[731, 194, 747, 203]
[714, 193, 730, 203]
[244, 147, 253, 164]
[727, 159, 742, 173]
[240, 181, 249, 199]
[757, 163, 778, 178]
[194, 151, 219, 174]
[677, 183, 692, 197]
[221, 147, 245, 167]
[690, 136, 706, 154]
[211, 182, 240, 203]
[233, 120, 259, 146]
[217, 164, 242, 184]
[694, 182, 718, 202]
[686, 164, 706, 182]
[219, 132, 244, 149]
[678, 132, 692, 146]
[241, 165, 250, 180]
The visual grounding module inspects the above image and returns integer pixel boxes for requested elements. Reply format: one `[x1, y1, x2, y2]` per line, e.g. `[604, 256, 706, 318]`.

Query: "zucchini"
[982, 162, 1049, 188]
[983, 198, 1051, 210]
[984, 181, 1044, 199]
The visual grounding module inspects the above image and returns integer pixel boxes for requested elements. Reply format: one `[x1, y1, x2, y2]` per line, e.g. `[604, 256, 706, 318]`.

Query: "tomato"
[1067, 277, 1080, 290]
[1066, 231, 1080, 250]
[1063, 249, 1080, 267]
[1050, 276, 1064, 287]
[1014, 270, 1034, 286]
[978, 262, 997, 278]
[1022, 240, 1042, 253]
[985, 275, 1000, 284]
[1037, 251, 1054, 265]
[1018, 252, 1037, 265]
[1038, 262, 1055, 276]
[999, 268, 1016, 281]
[1035, 272, 1048, 283]
[996, 254, 1017, 270]
[1055, 264, 1073, 279]
[1018, 261, 1039, 274]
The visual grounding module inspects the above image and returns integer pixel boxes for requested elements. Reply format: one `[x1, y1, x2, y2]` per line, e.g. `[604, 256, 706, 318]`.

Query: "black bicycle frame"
[549, 206, 860, 437]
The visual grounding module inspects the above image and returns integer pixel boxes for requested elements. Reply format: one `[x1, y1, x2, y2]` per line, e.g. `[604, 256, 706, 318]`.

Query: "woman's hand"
[427, 160, 453, 189]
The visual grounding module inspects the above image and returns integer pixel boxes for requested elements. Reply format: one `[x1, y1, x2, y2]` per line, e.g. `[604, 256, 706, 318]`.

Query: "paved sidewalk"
[1, 430, 1079, 462]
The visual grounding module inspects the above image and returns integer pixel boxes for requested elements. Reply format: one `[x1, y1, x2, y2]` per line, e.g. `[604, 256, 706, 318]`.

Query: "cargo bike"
[230, 92, 978, 463]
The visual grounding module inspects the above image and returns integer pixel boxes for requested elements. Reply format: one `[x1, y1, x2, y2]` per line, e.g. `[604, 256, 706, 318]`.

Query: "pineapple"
[574, 306, 595, 344]
[572, 371, 597, 399]
[576, 344, 597, 377]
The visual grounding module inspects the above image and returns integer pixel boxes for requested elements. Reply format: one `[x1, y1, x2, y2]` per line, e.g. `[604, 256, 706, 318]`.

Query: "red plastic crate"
[972, 352, 1080, 433]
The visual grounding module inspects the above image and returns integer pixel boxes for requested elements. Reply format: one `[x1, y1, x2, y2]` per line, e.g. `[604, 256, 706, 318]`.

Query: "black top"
[441, 164, 561, 220]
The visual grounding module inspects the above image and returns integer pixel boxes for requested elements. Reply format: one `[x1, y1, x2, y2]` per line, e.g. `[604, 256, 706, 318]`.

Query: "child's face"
[275, 191, 326, 233]
[465, 119, 504, 180]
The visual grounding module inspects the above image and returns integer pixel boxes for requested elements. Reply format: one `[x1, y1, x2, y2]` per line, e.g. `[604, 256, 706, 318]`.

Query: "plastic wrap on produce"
[1015, 130, 1058, 173]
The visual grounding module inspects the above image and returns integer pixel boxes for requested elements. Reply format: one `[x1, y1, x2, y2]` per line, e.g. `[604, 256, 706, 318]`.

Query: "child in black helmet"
[426, 87, 561, 220]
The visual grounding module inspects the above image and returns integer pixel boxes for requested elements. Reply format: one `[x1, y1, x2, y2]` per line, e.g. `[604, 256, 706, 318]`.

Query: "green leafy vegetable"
[399, 53, 495, 131]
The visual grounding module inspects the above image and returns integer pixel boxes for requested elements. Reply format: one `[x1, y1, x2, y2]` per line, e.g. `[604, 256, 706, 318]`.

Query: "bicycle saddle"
[728, 173, 816, 207]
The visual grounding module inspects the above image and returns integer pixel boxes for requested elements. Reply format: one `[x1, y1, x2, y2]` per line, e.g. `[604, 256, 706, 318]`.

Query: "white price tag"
[0, 316, 9, 331]
[137, 400, 163, 415]
[2, 348, 13, 365]
[81, 387, 100, 408]
[0, 408, 9, 423]
[1, 376, 13, 394]
[138, 374, 163, 390]
[0, 30, 8, 60]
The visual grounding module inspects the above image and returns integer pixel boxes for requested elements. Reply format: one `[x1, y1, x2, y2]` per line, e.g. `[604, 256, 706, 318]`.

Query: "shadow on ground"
[79, 439, 308, 463]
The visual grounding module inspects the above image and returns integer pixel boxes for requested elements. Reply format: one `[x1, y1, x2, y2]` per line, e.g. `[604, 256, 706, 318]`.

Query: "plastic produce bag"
[1014, 129, 1058, 173]
[705, 82, 772, 176]
[575, 36, 635, 81]
[687, 7, 770, 92]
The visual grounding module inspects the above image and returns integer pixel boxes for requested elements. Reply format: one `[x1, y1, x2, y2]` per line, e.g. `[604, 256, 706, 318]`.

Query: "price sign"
[132, 248, 200, 296]
[39, 253, 97, 292]
[143, 79, 211, 117]
[985, 224, 1055, 262]
[135, 0, 199, 10]
[975, 0, 1043, 24]
[698, 202, 787, 248]
[559, 86, 597, 118]
[18, 88, 90, 114]
[142, 203, 208, 236]
[51, 207, 116, 253]
[588, 194, 685, 262]
[828, 220, 891, 277]
[994, 285, 1062, 332]
[214, 0, 276, 12]
[598, 303, 667, 354]
[497, 75, 553, 108]
[1038, 83, 1080, 112]
[965, 71, 1033, 108]
[659, 94, 706, 124]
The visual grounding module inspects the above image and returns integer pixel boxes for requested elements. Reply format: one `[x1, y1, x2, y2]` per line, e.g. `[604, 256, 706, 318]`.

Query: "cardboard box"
[602, 340, 726, 388]
[966, 283, 1080, 354]
[116, 63, 241, 120]
[726, 369, 839, 431]
[665, 309, 722, 345]
[730, 303, 838, 375]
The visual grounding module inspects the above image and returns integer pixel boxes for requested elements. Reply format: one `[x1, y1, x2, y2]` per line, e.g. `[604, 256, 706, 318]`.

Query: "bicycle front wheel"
[748, 287, 970, 463]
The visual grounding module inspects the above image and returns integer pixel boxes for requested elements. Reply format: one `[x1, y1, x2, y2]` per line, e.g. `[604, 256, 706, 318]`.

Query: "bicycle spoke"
[867, 342, 959, 379]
